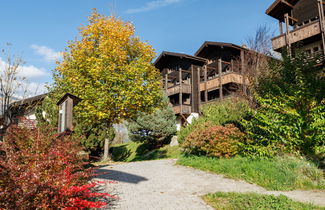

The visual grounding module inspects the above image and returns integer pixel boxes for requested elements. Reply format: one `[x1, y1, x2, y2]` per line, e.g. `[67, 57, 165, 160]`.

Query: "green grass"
[110, 141, 181, 162]
[203, 192, 324, 210]
[177, 155, 325, 191]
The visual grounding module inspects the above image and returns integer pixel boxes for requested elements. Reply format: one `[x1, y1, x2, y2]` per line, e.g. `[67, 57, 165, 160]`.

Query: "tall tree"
[0, 46, 26, 128]
[49, 10, 162, 159]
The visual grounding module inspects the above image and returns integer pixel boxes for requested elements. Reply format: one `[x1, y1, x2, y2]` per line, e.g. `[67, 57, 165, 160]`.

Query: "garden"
[0, 8, 324, 210]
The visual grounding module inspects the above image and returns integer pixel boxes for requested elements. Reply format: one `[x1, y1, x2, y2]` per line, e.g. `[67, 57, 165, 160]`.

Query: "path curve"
[97, 159, 325, 210]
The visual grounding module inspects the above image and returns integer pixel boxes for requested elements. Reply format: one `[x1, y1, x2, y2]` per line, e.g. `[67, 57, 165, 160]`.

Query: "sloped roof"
[195, 41, 247, 57]
[154, 51, 207, 69]
[10, 93, 48, 108]
[266, 0, 299, 23]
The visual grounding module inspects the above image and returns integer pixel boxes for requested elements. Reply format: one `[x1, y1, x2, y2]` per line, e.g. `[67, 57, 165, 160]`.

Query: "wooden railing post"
[179, 68, 183, 113]
[204, 65, 208, 102]
[240, 50, 247, 95]
[318, 0, 325, 55]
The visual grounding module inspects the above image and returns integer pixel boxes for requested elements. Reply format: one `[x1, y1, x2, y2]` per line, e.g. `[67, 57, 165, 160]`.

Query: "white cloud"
[126, 0, 182, 14]
[30, 44, 63, 62]
[0, 57, 49, 79]
[13, 81, 47, 100]
[0, 57, 49, 100]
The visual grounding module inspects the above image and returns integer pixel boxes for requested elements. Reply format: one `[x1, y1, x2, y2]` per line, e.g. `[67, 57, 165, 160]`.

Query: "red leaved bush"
[0, 119, 114, 209]
[182, 123, 244, 158]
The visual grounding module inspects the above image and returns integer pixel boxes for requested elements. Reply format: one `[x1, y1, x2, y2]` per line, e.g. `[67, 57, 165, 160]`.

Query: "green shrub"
[128, 98, 177, 148]
[183, 123, 244, 158]
[178, 98, 249, 143]
[241, 51, 325, 157]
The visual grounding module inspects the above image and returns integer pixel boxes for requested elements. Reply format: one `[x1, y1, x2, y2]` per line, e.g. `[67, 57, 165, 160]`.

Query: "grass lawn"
[203, 192, 325, 210]
[110, 141, 181, 162]
[177, 155, 325, 191]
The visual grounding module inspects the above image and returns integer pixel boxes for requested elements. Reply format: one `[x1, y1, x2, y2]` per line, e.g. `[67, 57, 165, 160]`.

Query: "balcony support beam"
[279, 20, 283, 35]
[318, 0, 325, 55]
[240, 51, 247, 95]
[284, 13, 292, 56]
[218, 59, 223, 100]
[204, 65, 208, 102]
[179, 68, 183, 113]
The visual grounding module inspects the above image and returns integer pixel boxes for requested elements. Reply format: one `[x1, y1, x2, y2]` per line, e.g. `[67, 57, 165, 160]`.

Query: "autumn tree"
[44, 10, 162, 159]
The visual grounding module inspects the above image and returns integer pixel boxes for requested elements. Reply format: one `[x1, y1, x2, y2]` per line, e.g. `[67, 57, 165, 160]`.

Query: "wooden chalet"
[267, 0, 325, 60]
[154, 42, 251, 127]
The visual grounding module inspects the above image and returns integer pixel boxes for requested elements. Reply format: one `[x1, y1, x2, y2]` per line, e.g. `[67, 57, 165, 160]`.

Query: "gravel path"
[97, 159, 325, 210]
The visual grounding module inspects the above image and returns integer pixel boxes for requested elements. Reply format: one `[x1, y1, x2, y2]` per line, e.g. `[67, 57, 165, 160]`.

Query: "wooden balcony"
[166, 84, 191, 96]
[199, 72, 245, 91]
[272, 20, 321, 51]
[172, 105, 191, 115]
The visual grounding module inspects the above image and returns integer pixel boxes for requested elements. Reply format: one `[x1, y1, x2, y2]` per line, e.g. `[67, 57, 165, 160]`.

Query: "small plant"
[178, 98, 249, 144]
[128, 97, 177, 148]
[183, 123, 244, 158]
[0, 119, 114, 209]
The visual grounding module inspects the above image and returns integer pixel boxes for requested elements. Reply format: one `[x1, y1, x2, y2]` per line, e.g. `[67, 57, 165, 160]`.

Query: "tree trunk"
[103, 137, 110, 161]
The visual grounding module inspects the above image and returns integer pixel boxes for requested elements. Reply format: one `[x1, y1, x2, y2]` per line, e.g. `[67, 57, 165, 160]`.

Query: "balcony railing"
[199, 72, 245, 91]
[172, 105, 191, 115]
[165, 84, 191, 96]
[272, 20, 321, 51]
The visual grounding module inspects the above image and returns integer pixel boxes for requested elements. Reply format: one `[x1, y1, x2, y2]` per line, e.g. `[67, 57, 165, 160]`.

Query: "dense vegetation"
[178, 51, 324, 159]
[176, 51, 324, 192]
[178, 155, 324, 191]
[203, 192, 324, 210]
[0, 119, 113, 209]
[242, 51, 325, 157]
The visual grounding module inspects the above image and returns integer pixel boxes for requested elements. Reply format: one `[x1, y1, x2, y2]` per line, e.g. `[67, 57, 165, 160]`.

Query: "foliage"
[75, 123, 115, 156]
[39, 10, 163, 155]
[242, 51, 325, 157]
[177, 155, 324, 191]
[203, 192, 324, 210]
[0, 119, 113, 209]
[183, 123, 244, 158]
[108, 141, 181, 162]
[178, 98, 249, 143]
[128, 98, 177, 148]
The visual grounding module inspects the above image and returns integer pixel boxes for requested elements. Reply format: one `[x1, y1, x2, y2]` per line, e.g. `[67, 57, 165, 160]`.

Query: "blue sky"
[0, 0, 277, 95]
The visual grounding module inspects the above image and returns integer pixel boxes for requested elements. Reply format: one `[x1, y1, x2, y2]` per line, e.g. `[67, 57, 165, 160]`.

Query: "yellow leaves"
[54, 10, 163, 126]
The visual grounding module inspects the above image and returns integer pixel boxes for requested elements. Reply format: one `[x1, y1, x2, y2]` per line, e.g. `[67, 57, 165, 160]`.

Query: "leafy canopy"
[52, 10, 162, 127]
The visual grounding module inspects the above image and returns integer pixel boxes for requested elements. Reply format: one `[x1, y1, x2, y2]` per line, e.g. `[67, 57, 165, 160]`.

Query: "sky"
[0, 0, 278, 97]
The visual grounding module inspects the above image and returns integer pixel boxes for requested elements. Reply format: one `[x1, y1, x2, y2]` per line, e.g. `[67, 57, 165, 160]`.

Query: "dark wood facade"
[154, 42, 249, 119]
[267, 0, 325, 60]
